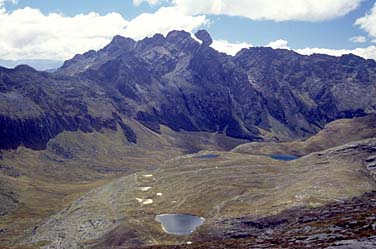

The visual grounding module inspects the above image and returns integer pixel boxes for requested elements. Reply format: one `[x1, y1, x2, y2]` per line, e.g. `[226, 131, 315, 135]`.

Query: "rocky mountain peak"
[103, 35, 136, 53]
[195, 29, 213, 46]
[14, 64, 38, 72]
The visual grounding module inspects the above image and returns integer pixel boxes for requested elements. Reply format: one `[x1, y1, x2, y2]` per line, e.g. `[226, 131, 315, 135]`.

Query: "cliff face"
[235, 48, 376, 135]
[0, 65, 136, 150]
[1, 30, 375, 150]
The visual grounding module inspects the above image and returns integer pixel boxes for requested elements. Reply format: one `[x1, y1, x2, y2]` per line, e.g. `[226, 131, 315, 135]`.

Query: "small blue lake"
[155, 214, 205, 235]
[194, 154, 220, 159]
[268, 154, 299, 161]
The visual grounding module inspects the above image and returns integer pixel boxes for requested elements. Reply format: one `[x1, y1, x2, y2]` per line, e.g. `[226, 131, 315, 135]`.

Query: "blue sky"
[6, 0, 375, 49]
[0, 0, 376, 69]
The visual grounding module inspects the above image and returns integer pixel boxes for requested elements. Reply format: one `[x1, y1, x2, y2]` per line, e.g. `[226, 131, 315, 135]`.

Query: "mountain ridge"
[0, 29, 375, 150]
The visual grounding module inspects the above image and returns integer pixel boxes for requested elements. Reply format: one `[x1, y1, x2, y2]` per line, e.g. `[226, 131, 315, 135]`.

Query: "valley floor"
[0, 116, 376, 249]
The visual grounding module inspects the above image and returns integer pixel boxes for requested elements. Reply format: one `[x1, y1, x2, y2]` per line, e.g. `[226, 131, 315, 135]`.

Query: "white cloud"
[266, 39, 290, 49]
[0, 8, 128, 60]
[123, 7, 208, 40]
[355, 3, 376, 39]
[211, 40, 252, 55]
[349, 36, 367, 43]
[133, 0, 164, 6]
[296, 46, 376, 60]
[0, 0, 372, 63]
[260, 37, 376, 60]
[0, 5, 207, 60]
[173, 0, 364, 22]
[263, 37, 376, 60]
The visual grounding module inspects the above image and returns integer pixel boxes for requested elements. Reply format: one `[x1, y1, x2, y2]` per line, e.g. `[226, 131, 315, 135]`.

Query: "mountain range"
[1, 30, 375, 151]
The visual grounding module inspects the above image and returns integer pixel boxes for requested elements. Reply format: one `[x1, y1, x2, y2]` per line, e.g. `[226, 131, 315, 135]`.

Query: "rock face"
[1, 30, 376, 150]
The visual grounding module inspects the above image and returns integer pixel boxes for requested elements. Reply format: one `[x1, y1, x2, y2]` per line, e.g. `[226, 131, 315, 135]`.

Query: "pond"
[194, 154, 220, 159]
[155, 214, 205, 235]
[268, 154, 299, 161]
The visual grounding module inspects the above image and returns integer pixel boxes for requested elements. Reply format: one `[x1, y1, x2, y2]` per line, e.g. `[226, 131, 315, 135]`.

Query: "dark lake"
[155, 214, 205, 235]
[194, 154, 220, 159]
[268, 154, 299, 161]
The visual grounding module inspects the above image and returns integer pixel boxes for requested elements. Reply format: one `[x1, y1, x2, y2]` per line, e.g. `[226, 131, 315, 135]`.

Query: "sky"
[0, 0, 376, 69]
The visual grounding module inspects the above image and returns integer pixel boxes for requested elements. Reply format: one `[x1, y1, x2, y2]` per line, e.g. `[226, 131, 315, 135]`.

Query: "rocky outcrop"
[365, 154, 376, 179]
[195, 30, 213, 46]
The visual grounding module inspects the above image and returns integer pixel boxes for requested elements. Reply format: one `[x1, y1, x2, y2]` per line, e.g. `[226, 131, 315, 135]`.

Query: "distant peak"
[14, 64, 37, 72]
[195, 30, 213, 46]
[102, 35, 136, 54]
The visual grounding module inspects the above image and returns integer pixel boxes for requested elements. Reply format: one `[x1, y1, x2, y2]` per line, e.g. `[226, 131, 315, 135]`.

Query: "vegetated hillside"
[1, 30, 376, 151]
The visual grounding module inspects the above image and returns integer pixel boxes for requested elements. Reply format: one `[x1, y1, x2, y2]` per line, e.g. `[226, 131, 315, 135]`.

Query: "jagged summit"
[58, 30, 376, 76]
